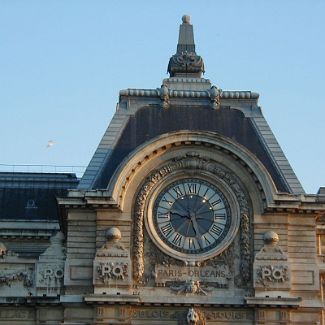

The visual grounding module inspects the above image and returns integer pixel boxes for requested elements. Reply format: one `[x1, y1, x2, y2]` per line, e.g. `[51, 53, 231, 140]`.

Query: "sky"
[0, 0, 324, 194]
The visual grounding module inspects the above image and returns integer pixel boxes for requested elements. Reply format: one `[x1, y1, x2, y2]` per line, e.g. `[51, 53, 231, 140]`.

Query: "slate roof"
[78, 16, 304, 195]
[0, 172, 79, 221]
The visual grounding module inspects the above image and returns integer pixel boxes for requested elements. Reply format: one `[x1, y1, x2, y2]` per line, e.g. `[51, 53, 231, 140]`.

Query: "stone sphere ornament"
[105, 227, 122, 242]
[263, 231, 279, 245]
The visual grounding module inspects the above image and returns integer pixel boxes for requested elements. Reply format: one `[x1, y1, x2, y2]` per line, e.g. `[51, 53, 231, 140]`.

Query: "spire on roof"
[167, 15, 205, 78]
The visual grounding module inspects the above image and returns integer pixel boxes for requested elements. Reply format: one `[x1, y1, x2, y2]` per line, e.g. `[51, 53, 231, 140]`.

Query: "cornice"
[119, 87, 259, 101]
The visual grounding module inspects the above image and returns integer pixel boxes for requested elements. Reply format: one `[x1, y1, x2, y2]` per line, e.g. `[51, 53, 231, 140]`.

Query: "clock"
[150, 178, 237, 260]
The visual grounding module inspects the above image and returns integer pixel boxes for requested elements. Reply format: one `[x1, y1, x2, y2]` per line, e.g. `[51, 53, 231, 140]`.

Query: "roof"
[0, 172, 79, 221]
[78, 16, 304, 195]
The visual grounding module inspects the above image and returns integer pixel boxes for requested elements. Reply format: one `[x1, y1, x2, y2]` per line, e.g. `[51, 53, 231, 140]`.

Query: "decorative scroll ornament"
[133, 152, 251, 284]
[168, 51, 205, 77]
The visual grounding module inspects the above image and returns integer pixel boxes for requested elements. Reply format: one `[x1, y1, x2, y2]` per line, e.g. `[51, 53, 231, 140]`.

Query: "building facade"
[1, 16, 325, 325]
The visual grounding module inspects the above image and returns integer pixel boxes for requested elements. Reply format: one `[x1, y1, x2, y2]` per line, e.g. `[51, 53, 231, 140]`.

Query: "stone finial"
[167, 15, 205, 78]
[106, 227, 122, 243]
[263, 231, 279, 246]
[182, 15, 191, 24]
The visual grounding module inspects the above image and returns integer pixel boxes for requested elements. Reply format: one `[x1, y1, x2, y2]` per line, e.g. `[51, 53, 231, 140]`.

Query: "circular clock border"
[145, 173, 240, 263]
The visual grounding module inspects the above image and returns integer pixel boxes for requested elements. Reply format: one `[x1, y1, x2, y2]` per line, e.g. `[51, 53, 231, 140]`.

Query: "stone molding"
[109, 131, 273, 210]
[119, 88, 259, 100]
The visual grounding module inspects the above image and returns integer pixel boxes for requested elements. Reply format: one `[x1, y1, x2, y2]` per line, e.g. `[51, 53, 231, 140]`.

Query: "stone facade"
[1, 16, 325, 325]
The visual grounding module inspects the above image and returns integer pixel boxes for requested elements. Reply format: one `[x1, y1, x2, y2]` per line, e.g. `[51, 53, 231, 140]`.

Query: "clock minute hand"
[190, 214, 201, 237]
[191, 215, 207, 249]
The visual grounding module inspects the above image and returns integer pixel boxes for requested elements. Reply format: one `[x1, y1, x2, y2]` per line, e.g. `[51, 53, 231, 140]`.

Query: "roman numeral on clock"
[188, 238, 197, 250]
[172, 186, 184, 198]
[157, 212, 169, 219]
[161, 197, 173, 205]
[171, 232, 183, 247]
[210, 224, 223, 237]
[210, 198, 221, 206]
[160, 222, 174, 238]
[214, 213, 226, 221]
[186, 183, 197, 194]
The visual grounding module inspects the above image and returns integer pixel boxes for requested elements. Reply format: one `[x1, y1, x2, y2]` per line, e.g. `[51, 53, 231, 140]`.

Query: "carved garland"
[133, 153, 251, 283]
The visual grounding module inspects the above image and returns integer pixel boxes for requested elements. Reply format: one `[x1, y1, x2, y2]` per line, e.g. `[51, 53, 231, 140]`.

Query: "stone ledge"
[245, 296, 301, 308]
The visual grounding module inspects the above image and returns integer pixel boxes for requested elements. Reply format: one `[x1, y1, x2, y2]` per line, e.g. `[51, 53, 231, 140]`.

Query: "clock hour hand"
[170, 211, 190, 219]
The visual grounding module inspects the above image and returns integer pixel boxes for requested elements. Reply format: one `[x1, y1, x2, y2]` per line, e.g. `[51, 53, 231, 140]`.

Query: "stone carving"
[208, 86, 221, 110]
[154, 264, 231, 288]
[170, 279, 210, 295]
[0, 269, 33, 287]
[93, 227, 131, 290]
[133, 152, 251, 284]
[39, 232, 66, 261]
[255, 231, 287, 261]
[168, 51, 205, 78]
[254, 231, 290, 289]
[36, 232, 66, 295]
[240, 214, 251, 283]
[0, 242, 7, 257]
[96, 262, 128, 284]
[159, 84, 170, 109]
[37, 265, 64, 292]
[255, 265, 289, 287]
[186, 307, 206, 325]
[96, 227, 128, 258]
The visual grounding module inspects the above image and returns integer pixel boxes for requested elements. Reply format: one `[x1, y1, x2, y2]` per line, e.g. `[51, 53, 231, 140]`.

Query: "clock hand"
[190, 214, 201, 237]
[170, 211, 190, 219]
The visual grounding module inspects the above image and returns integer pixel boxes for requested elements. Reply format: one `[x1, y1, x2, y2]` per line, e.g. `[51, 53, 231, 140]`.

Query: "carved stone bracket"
[133, 152, 252, 284]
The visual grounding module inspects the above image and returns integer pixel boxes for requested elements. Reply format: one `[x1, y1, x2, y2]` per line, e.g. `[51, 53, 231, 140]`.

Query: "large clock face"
[153, 178, 232, 255]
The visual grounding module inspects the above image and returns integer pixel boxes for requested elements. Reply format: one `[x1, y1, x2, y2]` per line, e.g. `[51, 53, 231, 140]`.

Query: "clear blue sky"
[1, 0, 324, 193]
